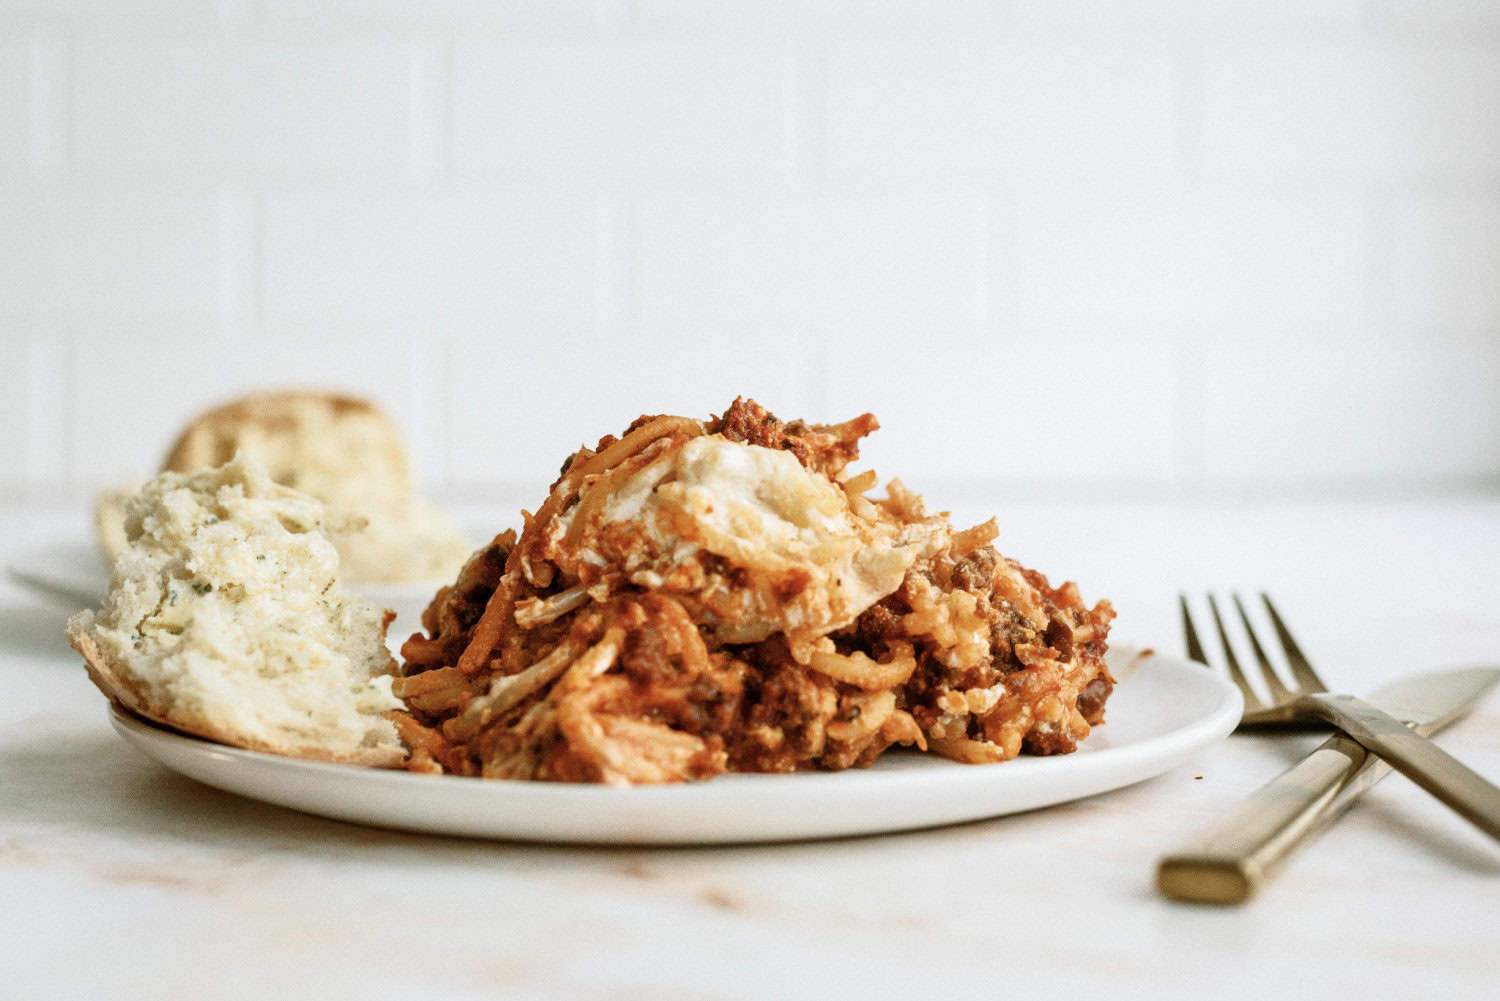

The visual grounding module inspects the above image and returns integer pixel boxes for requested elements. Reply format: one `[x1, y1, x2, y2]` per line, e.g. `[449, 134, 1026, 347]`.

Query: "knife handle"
[1157, 733, 1378, 904]
[1302, 693, 1500, 843]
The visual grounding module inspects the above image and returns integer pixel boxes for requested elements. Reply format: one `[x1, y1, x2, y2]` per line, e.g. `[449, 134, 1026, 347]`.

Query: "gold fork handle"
[1302, 693, 1500, 842]
[1158, 734, 1374, 903]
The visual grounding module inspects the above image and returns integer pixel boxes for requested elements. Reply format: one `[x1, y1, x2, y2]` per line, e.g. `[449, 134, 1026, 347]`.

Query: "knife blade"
[1156, 665, 1500, 904]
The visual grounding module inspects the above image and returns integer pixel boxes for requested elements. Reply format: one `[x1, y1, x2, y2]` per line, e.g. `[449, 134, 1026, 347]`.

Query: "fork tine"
[1179, 594, 1208, 664]
[1261, 593, 1327, 693]
[1206, 593, 1261, 709]
[1232, 592, 1293, 701]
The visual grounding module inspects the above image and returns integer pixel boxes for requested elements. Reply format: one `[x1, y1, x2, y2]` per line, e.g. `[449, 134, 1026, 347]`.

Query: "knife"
[1157, 666, 1500, 904]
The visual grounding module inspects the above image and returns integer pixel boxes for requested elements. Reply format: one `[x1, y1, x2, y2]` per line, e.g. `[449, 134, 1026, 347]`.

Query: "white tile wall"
[1012, 1, 1366, 26]
[634, 1, 1006, 35]
[0, 1, 222, 26]
[260, 187, 601, 327]
[0, 2, 1497, 499]
[1008, 182, 1368, 342]
[1386, 190, 1500, 334]
[824, 40, 1177, 177]
[0, 42, 25, 178]
[636, 189, 987, 341]
[454, 41, 795, 179]
[260, 2, 600, 33]
[1372, 0, 1500, 33]
[0, 193, 221, 324]
[0, 334, 28, 478]
[74, 40, 419, 179]
[1198, 39, 1500, 178]
[1199, 342, 1500, 483]
[21, 335, 67, 485]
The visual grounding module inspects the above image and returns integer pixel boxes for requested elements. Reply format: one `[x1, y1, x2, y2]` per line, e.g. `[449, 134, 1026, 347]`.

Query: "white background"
[2, 0, 1498, 501]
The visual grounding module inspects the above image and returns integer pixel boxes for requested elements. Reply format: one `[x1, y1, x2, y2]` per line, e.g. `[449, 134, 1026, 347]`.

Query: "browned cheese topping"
[393, 399, 1115, 785]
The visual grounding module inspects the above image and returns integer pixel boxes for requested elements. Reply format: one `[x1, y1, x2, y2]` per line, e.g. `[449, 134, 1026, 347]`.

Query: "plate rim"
[106, 651, 1242, 843]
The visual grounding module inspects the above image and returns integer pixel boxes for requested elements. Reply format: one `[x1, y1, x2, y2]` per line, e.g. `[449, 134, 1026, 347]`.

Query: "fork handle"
[1158, 734, 1374, 903]
[1302, 693, 1500, 842]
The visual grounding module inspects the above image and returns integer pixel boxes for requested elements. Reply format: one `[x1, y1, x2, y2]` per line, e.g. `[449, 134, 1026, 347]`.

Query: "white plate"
[107, 651, 1240, 844]
[6, 537, 444, 645]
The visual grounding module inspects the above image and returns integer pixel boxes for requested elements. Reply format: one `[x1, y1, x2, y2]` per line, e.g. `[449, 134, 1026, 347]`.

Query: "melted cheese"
[559, 435, 943, 647]
[616, 437, 855, 561]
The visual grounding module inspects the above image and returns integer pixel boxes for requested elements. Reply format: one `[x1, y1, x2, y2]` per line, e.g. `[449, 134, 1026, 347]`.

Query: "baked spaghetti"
[394, 399, 1115, 785]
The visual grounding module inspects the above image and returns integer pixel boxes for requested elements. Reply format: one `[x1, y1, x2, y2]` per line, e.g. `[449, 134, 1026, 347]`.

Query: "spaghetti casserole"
[395, 399, 1115, 784]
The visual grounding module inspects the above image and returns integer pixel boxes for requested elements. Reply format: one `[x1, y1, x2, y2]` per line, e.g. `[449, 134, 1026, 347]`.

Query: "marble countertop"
[4, 497, 1498, 1000]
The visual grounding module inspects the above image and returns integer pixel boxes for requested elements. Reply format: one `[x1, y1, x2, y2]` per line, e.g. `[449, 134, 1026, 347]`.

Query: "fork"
[1180, 593, 1500, 842]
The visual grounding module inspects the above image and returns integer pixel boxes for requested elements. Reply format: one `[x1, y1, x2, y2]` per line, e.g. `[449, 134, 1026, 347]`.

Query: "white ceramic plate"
[107, 651, 1240, 844]
[6, 537, 444, 645]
